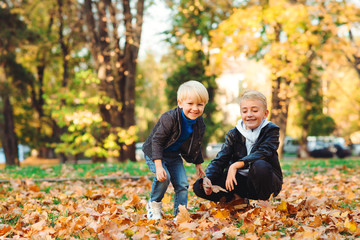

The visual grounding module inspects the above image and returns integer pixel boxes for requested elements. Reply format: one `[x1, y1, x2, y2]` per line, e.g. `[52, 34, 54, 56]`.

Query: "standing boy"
[142, 80, 208, 220]
[193, 90, 283, 207]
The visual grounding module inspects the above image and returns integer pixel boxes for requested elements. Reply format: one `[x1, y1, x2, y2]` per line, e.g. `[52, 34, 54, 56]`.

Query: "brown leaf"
[178, 222, 198, 232]
[31, 219, 47, 231]
[175, 205, 190, 223]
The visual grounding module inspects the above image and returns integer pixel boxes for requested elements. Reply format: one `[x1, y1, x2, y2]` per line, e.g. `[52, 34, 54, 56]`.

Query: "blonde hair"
[177, 80, 209, 104]
[240, 90, 267, 109]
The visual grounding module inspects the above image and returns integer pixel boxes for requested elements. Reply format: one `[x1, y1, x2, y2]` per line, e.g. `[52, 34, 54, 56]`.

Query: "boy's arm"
[205, 129, 236, 179]
[195, 163, 206, 178]
[151, 113, 175, 161]
[240, 125, 279, 167]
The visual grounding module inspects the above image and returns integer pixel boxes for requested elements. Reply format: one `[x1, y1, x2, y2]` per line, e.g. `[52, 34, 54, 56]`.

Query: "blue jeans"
[145, 153, 189, 215]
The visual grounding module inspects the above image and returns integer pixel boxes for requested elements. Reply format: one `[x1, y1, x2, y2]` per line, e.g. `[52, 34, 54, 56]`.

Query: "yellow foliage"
[276, 201, 287, 212]
[162, 193, 171, 205]
[344, 219, 357, 233]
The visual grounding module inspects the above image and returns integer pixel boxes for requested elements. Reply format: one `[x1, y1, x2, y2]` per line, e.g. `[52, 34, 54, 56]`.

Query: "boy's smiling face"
[178, 96, 206, 120]
[240, 99, 269, 130]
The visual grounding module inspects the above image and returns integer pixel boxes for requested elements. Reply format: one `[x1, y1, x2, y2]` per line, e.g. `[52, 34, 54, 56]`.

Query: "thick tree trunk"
[0, 95, 19, 166]
[120, 0, 144, 162]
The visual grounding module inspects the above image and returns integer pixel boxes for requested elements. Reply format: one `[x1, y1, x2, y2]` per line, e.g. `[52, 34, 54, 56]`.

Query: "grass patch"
[0, 157, 359, 180]
[281, 157, 360, 175]
[1, 215, 20, 226]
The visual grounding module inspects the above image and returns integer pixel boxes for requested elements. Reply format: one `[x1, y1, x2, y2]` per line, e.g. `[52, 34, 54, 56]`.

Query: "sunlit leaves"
[210, 0, 360, 143]
[48, 70, 137, 159]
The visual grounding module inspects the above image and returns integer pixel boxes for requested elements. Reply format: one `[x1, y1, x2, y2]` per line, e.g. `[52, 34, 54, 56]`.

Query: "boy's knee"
[251, 160, 272, 177]
[258, 192, 272, 200]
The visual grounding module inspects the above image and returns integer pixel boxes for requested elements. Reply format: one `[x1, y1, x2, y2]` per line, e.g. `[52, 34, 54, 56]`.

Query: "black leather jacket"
[142, 107, 205, 164]
[205, 122, 283, 182]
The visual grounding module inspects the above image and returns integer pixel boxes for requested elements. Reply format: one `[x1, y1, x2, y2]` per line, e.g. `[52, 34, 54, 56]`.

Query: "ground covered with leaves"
[0, 163, 359, 239]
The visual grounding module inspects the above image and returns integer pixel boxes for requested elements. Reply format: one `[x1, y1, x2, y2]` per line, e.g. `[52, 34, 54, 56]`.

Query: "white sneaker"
[146, 200, 162, 220]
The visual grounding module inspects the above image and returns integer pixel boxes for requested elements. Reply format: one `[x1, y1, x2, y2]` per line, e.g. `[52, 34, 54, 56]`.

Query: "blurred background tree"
[0, 6, 38, 166]
[1, 0, 145, 164]
[209, 0, 359, 158]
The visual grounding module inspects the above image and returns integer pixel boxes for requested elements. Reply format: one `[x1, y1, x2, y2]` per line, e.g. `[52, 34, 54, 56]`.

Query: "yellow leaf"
[344, 219, 357, 233]
[276, 201, 287, 212]
[124, 229, 135, 237]
[345, 190, 355, 201]
[163, 193, 171, 204]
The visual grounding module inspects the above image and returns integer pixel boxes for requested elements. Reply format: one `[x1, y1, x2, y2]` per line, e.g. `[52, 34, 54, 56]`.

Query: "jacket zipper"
[187, 131, 194, 155]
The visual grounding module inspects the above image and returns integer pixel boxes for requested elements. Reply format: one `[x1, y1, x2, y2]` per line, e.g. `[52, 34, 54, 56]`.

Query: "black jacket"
[205, 122, 283, 182]
[142, 107, 205, 164]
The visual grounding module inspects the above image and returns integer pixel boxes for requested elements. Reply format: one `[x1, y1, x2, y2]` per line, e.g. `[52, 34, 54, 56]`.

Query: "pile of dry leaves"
[0, 166, 359, 239]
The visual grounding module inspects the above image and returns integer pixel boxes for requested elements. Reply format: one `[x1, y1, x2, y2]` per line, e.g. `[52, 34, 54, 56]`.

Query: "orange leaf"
[212, 209, 230, 219]
[29, 185, 40, 192]
[309, 216, 322, 227]
[0, 224, 11, 236]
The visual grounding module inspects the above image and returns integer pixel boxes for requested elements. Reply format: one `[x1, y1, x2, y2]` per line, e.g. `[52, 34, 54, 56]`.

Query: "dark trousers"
[193, 160, 282, 202]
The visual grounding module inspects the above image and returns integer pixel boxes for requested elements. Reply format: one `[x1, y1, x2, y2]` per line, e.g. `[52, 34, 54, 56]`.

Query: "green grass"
[0, 157, 359, 180]
[281, 157, 360, 174]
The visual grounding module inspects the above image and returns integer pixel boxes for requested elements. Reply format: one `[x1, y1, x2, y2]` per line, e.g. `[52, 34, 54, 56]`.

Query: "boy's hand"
[195, 164, 206, 178]
[225, 161, 244, 191]
[202, 177, 213, 195]
[154, 159, 167, 182]
[225, 165, 237, 191]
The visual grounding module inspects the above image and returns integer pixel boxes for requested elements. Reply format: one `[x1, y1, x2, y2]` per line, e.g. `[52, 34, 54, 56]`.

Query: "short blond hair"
[240, 90, 267, 109]
[177, 80, 209, 104]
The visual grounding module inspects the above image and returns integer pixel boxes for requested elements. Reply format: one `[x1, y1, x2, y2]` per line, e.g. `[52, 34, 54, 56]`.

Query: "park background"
[0, 0, 360, 239]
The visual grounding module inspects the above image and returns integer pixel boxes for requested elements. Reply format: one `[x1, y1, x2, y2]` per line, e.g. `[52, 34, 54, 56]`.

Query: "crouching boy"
[193, 90, 283, 207]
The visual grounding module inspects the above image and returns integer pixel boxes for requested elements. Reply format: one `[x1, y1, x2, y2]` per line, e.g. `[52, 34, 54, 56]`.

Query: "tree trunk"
[57, 0, 69, 163]
[298, 76, 312, 159]
[119, 0, 144, 162]
[269, 77, 290, 161]
[84, 0, 144, 162]
[30, 11, 56, 159]
[0, 95, 19, 166]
